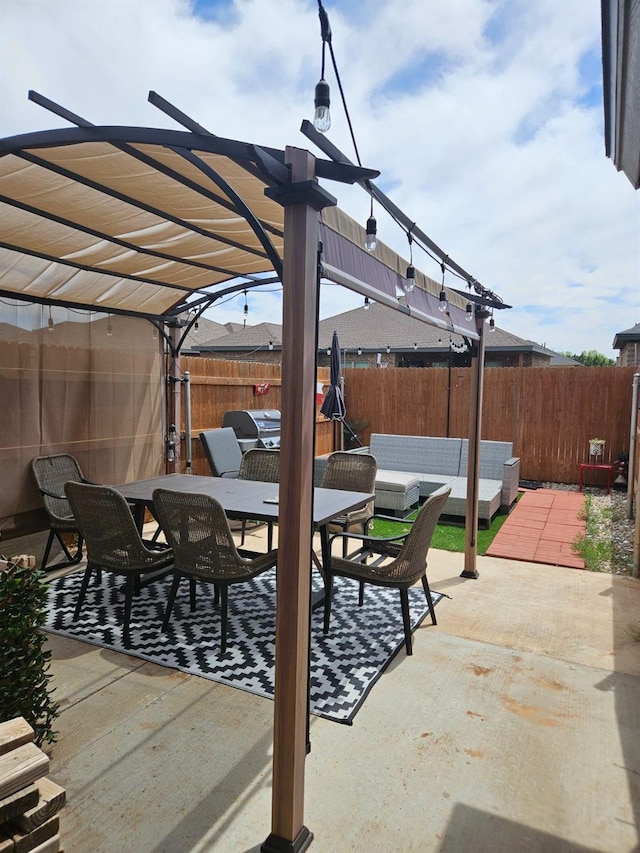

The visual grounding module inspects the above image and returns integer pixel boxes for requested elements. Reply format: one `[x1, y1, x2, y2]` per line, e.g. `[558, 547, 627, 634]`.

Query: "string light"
[313, 3, 332, 132]
[357, 347, 362, 355]
[268, 341, 274, 351]
[465, 301, 474, 322]
[405, 226, 415, 292]
[413, 342, 418, 351]
[47, 305, 54, 332]
[243, 290, 248, 328]
[489, 315, 496, 333]
[365, 197, 377, 251]
[364, 297, 370, 310]
[438, 262, 448, 313]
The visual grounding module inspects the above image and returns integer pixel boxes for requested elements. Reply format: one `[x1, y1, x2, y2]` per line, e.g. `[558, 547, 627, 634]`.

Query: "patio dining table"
[112, 473, 374, 581]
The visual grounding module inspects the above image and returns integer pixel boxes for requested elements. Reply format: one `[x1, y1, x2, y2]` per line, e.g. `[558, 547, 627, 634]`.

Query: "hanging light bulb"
[357, 347, 362, 356]
[107, 317, 113, 336]
[243, 290, 248, 328]
[404, 227, 415, 292]
[413, 342, 418, 351]
[47, 306, 54, 332]
[364, 297, 370, 311]
[405, 265, 416, 292]
[438, 261, 448, 313]
[313, 3, 332, 133]
[313, 79, 331, 132]
[365, 213, 377, 251]
[386, 345, 391, 354]
[268, 341, 274, 351]
[489, 316, 496, 333]
[465, 301, 474, 322]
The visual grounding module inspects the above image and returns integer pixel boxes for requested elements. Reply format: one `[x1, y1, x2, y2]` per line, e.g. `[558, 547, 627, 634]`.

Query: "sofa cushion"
[370, 434, 462, 477]
[459, 439, 513, 479]
[375, 469, 420, 492]
[443, 477, 502, 522]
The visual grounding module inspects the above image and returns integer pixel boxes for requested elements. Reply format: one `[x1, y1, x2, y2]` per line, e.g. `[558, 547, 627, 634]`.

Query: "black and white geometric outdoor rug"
[44, 569, 443, 725]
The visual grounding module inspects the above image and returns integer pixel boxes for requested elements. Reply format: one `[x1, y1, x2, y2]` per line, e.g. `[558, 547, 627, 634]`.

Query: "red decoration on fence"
[254, 382, 271, 396]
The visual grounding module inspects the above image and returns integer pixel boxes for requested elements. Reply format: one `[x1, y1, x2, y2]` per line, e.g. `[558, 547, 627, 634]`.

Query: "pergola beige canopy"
[0, 93, 496, 853]
[0, 94, 475, 342]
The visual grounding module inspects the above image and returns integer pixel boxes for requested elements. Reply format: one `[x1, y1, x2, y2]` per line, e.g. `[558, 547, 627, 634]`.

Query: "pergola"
[0, 91, 502, 851]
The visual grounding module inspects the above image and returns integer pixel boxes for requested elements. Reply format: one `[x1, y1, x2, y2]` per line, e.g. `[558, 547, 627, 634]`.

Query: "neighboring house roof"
[191, 321, 284, 355]
[315, 303, 550, 356]
[189, 302, 562, 361]
[612, 322, 640, 348]
[602, 0, 640, 188]
[183, 318, 244, 351]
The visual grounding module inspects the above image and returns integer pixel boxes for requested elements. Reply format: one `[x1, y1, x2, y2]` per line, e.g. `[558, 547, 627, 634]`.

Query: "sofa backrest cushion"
[459, 439, 513, 479]
[369, 434, 462, 477]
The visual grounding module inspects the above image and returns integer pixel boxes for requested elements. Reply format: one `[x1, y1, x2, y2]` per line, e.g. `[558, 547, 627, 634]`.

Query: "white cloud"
[0, 0, 637, 357]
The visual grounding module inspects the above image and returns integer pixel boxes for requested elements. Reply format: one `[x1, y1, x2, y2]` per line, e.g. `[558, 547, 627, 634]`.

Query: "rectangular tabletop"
[113, 473, 373, 528]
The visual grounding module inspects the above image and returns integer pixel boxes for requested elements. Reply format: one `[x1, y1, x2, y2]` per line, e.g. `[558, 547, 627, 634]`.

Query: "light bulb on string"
[364, 297, 370, 311]
[465, 302, 474, 322]
[47, 305, 54, 332]
[365, 196, 377, 251]
[404, 227, 416, 292]
[312, 3, 332, 132]
[489, 315, 496, 333]
[243, 290, 248, 328]
[438, 262, 448, 313]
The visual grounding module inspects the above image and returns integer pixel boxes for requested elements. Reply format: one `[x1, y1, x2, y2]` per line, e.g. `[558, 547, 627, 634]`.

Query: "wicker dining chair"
[152, 488, 278, 654]
[323, 486, 451, 656]
[238, 448, 280, 550]
[31, 453, 93, 572]
[320, 451, 377, 557]
[64, 482, 173, 649]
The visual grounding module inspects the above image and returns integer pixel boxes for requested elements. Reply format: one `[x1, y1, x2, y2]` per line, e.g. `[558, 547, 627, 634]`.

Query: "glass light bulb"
[364, 297, 370, 311]
[465, 302, 474, 321]
[489, 317, 496, 333]
[438, 289, 447, 313]
[365, 215, 377, 251]
[313, 79, 331, 133]
[405, 265, 415, 293]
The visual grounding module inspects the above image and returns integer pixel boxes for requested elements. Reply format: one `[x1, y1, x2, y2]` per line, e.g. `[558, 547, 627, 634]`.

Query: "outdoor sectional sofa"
[315, 434, 520, 525]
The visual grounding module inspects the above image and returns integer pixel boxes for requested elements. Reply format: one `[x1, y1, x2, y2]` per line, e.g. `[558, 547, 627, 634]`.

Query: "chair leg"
[73, 566, 93, 621]
[213, 584, 219, 607]
[40, 530, 55, 572]
[123, 574, 135, 649]
[240, 520, 247, 546]
[421, 575, 437, 626]
[190, 576, 196, 611]
[220, 585, 228, 654]
[399, 588, 413, 656]
[358, 581, 365, 606]
[267, 522, 273, 552]
[162, 573, 181, 632]
[323, 572, 334, 634]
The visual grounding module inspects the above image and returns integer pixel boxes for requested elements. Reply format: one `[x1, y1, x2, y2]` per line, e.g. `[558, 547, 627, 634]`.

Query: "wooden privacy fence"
[179, 357, 333, 474]
[342, 365, 637, 484]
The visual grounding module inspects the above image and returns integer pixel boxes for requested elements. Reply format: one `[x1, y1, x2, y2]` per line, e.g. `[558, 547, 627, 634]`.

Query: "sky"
[1, 0, 638, 358]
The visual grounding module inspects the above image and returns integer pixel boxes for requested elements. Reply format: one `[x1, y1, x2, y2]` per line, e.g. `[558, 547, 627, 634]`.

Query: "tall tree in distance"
[561, 350, 615, 366]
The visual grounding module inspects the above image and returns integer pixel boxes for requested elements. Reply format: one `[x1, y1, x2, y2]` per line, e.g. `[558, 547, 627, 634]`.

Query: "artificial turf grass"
[368, 501, 514, 556]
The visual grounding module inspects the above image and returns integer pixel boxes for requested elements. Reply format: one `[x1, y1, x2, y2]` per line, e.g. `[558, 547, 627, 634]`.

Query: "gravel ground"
[543, 482, 635, 575]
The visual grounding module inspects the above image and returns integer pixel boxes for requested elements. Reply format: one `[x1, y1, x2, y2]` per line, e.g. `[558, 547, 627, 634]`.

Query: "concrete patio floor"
[41, 525, 640, 853]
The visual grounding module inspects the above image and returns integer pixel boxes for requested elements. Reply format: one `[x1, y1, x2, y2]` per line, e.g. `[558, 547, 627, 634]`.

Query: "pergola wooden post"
[461, 310, 488, 579]
[262, 146, 335, 853]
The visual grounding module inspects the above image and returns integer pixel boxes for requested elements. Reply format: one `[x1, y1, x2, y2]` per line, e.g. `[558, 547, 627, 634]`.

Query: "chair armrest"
[501, 457, 520, 507]
[39, 486, 67, 500]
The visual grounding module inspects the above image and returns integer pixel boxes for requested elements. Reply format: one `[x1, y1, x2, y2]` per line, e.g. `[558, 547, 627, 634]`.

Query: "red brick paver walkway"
[486, 488, 586, 568]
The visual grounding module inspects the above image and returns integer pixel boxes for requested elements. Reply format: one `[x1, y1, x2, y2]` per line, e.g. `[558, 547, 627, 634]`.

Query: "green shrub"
[0, 560, 59, 746]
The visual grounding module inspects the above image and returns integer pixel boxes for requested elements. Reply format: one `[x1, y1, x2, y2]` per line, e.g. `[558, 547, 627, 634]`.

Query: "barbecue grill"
[222, 409, 282, 451]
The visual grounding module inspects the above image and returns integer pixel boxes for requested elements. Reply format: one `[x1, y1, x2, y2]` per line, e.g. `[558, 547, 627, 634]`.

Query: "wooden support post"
[462, 312, 487, 579]
[262, 147, 321, 853]
[166, 325, 182, 474]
